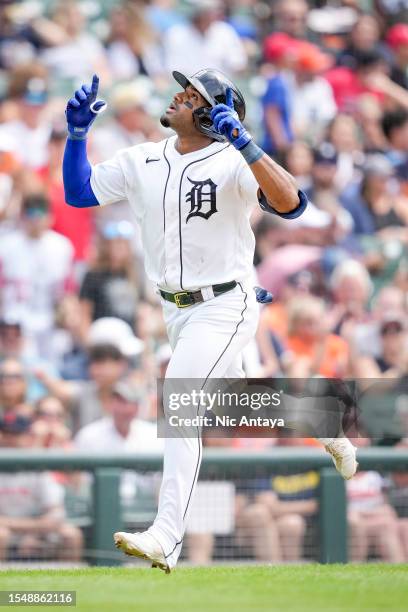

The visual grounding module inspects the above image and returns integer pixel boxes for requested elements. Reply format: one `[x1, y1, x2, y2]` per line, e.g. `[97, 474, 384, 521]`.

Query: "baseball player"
[63, 70, 357, 573]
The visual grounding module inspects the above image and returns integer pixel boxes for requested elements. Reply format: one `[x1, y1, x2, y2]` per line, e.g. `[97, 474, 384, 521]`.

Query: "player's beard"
[160, 114, 171, 128]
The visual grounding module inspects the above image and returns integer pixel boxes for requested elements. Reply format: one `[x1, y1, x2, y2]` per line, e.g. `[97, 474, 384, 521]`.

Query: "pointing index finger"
[91, 74, 99, 98]
[225, 87, 234, 109]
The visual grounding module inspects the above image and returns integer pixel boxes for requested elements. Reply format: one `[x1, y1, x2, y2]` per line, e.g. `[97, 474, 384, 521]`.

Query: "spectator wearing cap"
[36, 318, 143, 433]
[163, 0, 247, 75]
[0, 413, 83, 561]
[325, 49, 388, 113]
[37, 125, 94, 264]
[340, 154, 408, 241]
[0, 193, 74, 357]
[0, 62, 50, 169]
[386, 24, 408, 90]
[91, 80, 162, 163]
[79, 222, 143, 335]
[261, 33, 298, 157]
[74, 380, 162, 514]
[289, 42, 337, 143]
[74, 380, 162, 454]
[304, 143, 353, 247]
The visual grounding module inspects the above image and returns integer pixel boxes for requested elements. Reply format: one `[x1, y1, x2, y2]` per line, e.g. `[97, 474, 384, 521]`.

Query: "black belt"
[159, 281, 237, 308]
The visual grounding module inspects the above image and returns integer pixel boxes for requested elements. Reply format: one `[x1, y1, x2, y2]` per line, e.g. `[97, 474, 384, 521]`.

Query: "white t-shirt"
[74, 417, 164, 454]
[0, 472, 64, 518]
[163, 22, 247, 75]
[90, 136, 260, 291]
[0, 120, 50, 169]
[0, 229, 73, 338]
[74, 417, 163, 503]
[40, 34, 107, 80]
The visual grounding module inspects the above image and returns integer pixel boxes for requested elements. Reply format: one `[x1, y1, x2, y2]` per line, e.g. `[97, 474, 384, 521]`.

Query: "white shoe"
[114, 531, 170, 574]
[325, 438, 358, 480]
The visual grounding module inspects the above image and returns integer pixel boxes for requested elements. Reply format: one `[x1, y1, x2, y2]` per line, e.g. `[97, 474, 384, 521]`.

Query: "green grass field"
[1, 565, 407, 612]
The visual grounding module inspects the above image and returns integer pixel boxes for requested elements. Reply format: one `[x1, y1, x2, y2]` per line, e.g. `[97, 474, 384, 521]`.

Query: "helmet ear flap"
[192, 107, 226, 142]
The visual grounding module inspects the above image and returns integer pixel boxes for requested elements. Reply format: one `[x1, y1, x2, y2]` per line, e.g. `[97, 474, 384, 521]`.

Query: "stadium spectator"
[0, 413, 83, 561]
[325, 49, 387, 113]
[79, 222, 143, 334]
[37, 317, 143, 433]
[326, 114, 365, 191]
[38, 0, 111, 83]
[0, 62, 50, 169]
[354, 313, 408, 379]
[32, 395, 71, 450]
[386, 23, 408, 90]
[381, 109, 408, 185]
[74, 380, 162, 454]
[74, 380, 163, 515]
[273, 0, 309, 40]
[91, 81, 162, 163]
[38, 124, 94, 265]
[337, 14, 388, 69]
[347, 469, 405, 562]
[290, 42, 336, 143]
[49, 295, 89, 381]
[328, 259, 373, 339]
[0, 358, 31, 417]
[0, 193, 74, 356]
[260, 33, 298, 157]
[340, 154, 408, 243]
[163, 0, 247, 75]
[106, 2, 163, 81]
[285, 296, 350, 378]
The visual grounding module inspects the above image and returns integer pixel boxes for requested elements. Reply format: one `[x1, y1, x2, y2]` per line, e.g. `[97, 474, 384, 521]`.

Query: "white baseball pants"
[147, 279, 259, 568]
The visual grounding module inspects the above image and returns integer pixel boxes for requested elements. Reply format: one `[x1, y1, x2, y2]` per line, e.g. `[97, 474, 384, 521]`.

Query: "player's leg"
[115, 282, 258, 570]
[150, 283, 258, 568]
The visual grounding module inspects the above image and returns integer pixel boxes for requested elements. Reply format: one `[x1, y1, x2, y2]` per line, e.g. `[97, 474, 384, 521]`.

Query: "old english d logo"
[185, 177, 217, 223]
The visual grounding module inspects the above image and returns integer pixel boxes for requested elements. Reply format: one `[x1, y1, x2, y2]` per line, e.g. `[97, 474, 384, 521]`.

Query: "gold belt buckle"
[174, 291, 191, 308]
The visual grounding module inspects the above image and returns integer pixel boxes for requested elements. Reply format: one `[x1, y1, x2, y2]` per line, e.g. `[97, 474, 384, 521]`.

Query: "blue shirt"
[261, 74, 292, 155]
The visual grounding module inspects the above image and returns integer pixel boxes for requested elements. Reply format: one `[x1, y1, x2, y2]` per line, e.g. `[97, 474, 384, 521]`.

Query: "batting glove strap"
[239, 140, 264, 164]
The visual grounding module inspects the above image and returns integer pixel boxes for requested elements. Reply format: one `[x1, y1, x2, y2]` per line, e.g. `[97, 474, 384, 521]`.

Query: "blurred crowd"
[0, 0, 407, 564]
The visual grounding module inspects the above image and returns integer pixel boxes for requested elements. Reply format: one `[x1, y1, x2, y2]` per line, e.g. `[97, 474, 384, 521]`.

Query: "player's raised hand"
[210, 87, 251, 150]
[65, 75, 107, 139]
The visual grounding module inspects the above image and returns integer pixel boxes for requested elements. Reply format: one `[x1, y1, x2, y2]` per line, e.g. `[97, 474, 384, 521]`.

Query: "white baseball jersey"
[90, 135, 261, 291]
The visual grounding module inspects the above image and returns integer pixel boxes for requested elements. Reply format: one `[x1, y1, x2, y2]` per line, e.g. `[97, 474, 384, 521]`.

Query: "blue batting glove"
[254, 286, 274, 304]
[65, 75, 107, 139]
[210, 88, 252, 150]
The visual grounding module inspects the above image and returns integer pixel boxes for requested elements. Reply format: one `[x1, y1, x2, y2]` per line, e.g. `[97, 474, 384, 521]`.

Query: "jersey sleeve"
[90, 147, 140, 206]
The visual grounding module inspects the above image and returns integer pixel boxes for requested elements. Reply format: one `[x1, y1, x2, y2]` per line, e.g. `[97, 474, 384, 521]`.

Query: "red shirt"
[325, 67, 385, 112]
[37, 166, 94, 262]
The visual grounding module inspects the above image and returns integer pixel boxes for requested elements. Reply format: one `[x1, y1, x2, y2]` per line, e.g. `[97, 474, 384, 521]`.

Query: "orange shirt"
[287, 333, 349, 378]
